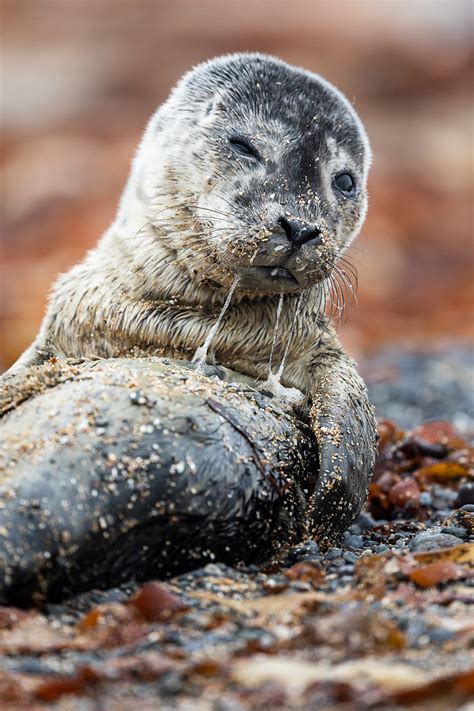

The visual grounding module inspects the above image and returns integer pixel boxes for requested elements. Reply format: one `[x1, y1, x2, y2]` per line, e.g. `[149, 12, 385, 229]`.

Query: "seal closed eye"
[228, 134, 261, 160]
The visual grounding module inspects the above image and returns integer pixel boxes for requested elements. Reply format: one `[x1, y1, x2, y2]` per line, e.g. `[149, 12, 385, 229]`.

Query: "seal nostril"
[277, 217, 322, 247]
[298, 226, 322, 247]
[277, 216, 295, 241]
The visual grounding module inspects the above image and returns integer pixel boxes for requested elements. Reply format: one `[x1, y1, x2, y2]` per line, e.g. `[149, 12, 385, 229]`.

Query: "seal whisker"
[149, 198, 241, 222]
[332, 272, 349, 324]
[344, 243, 365, 259]
[336, 266, 358, 306]
[337, 255, 359, 286]
[154, 212, 238, 226]
[325, 273, 345, 323]
[334, 258, 359, 311]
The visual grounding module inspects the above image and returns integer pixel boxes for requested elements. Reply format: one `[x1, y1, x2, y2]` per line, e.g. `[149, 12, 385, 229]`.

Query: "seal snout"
[254, 217, 323, 266]
[233, 213, 331, 293]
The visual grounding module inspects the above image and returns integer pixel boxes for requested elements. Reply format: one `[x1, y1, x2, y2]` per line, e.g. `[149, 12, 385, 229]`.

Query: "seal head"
[119, 53, 371, 298]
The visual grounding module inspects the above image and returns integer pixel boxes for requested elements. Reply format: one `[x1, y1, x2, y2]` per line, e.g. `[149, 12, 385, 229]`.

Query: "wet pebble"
[338, 565, 354, 575]
[342, 551, 358, 563]
[409, 530, 464, 552]
[440, 525, 468, 540]
[286, 540, 320, 563]
[290, 581, 313, 592]
[406, 619, 430, 647]
[456, 483, 474, 507]
[394, 538, 408, 548]
[432, 510, 454, 522]
[215, 699, 247, 711]
[429, 627, 455, 644]
[343, 533, 363, 549]
[432, 486, 459, 505]
[263, 576, 289, 593]
[159, 670, 184, 696]
[355, 512, 376, 530]
[419, 491, 432, 506]
[348, 523, 362, 535]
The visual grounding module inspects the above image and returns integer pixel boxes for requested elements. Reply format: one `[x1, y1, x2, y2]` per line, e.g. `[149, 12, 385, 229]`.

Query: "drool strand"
[276, 292, 304, 380]
[267, 293, 284, 378]
[192, 275, 240, 366]
[262, 292, 305, 405]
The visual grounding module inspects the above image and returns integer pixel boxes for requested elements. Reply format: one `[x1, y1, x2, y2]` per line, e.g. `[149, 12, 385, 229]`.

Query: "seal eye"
[334, 172, 356, 196]
[229, 134, 260, 160]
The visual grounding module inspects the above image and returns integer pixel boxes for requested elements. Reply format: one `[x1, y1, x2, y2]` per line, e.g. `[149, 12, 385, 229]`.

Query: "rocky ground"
[364, 348, 474, 434]
[0, 351, 473, 710]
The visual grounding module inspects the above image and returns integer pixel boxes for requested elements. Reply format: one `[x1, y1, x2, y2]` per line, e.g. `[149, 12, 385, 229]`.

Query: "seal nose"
[277, 217, 322, 247]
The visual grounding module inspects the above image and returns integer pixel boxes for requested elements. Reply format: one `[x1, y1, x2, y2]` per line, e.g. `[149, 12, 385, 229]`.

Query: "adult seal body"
[3, 54, 377, 594]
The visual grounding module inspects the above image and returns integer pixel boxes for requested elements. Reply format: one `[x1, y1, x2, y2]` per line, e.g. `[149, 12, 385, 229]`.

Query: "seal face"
[120, 52, 371, 299]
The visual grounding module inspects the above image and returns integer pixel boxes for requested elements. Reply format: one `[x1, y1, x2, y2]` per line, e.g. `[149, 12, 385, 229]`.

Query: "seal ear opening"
[201, 95, 226, 123]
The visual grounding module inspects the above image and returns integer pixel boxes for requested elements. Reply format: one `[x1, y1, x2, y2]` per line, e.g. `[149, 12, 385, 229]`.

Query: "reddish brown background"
[1, 0, 473, 371]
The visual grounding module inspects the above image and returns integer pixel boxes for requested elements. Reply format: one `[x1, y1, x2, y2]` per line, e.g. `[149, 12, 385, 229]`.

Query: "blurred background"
[1, 0, 473, 373]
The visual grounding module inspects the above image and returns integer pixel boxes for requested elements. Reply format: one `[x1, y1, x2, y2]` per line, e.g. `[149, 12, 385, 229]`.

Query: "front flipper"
[309, 355, 378, 548]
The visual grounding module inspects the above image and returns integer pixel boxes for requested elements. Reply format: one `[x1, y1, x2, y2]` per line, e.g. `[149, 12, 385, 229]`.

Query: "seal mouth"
[236, 265, 300, 293]
[265, 266, 296, 281]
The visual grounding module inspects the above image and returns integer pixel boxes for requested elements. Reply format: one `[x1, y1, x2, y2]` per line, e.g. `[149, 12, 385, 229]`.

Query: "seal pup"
[6, 53, 377, 542]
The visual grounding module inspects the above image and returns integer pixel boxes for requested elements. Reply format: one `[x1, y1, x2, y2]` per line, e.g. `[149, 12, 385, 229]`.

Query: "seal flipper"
[308, 355, 378, 548]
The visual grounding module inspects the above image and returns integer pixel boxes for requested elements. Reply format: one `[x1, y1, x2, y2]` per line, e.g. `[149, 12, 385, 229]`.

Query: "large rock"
[0, 357, 319, 605]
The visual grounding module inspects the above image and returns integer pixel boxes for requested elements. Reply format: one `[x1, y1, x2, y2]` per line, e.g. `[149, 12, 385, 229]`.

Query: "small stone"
[395, 539, 408, 549]
[432, 510, 452, 521]
[429, 627, 455, 644]
[263, 576, 289, 593]
[354, 512, 376, 530]
[432, 486, 458, 504]
[339, 564, 354, 574]
[300, 555, 322, 565]
[295, 540, 319, 557]
[159, 671, 183, 696]
[202, 563, 227, 576]
[245, 564, 260, 574]
[440, 525, 468, 540]
[290, 581, 313, 592]
[419, 492, 432, 506]
[409, 531, 463, 552]
[128, 582, 187, 621]
[457, 483, 474, 507]
[343, 534, 363, 549]
[388, 479, 420, 508]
